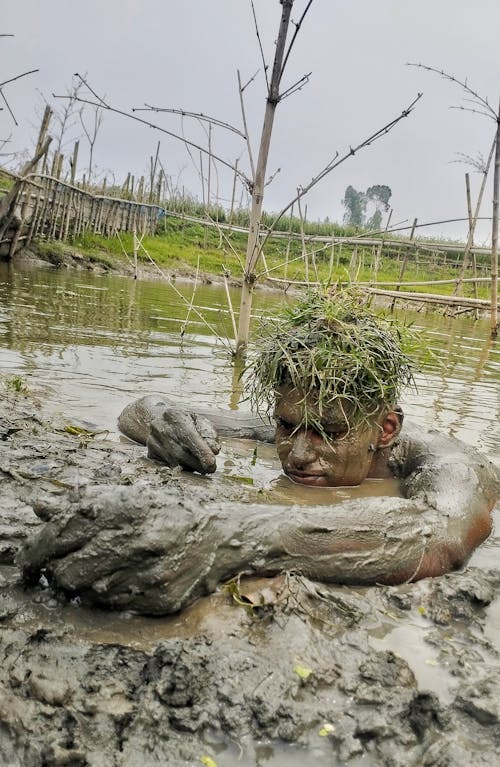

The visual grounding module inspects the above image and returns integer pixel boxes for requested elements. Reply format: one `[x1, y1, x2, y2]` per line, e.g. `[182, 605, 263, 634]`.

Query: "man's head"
[249, 289, 414, 487]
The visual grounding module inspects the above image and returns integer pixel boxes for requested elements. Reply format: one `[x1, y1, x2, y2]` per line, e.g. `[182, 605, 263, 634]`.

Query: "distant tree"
[342, 185, 366, 227]
[342, 183, 392, 229]
[366, 184, 392, 211]
[366, 208, 382, 230]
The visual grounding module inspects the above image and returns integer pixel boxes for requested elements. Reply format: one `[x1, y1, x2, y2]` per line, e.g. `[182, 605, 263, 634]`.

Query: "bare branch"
[53, 91, 251, 188]
[260, 92, 423, 249]
[73, 72, 109, 108]
[237, 69, 255, 180]
[241, 69, 260, 93]
[0, 89, 17, 125]
[407, 62, 497, 120]
[450, 105, 496, 120]
[280, 0, 314, 84]
[279, 72, 311, 101]
[0, 68, 39, 89]
[135, 105, 246, 139]
[451, 151, 488, 173]
[264, 166, 281, 187]
[250, 0, 269, 92]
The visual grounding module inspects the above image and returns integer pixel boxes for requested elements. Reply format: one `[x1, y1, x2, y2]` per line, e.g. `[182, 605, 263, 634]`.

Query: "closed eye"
[325, 429, 348, 440]
[276, 417, 295, 431]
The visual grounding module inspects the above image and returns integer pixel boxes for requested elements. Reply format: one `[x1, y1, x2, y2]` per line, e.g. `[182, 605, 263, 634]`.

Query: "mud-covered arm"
[387, 424, 499, 579]
[19, 445, 498, 616]
[118, 395, 275, 474]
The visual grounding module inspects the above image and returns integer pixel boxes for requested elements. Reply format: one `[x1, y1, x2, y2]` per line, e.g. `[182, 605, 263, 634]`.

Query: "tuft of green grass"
[6, 375, 28, 394]
[247, 287, 417, 435]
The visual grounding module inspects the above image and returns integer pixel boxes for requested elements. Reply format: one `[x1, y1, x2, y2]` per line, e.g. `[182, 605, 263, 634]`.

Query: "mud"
[1, 390, 500, 766]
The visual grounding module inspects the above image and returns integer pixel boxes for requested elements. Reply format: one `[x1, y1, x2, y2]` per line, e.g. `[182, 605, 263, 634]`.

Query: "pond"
[0, 261, 499, 767]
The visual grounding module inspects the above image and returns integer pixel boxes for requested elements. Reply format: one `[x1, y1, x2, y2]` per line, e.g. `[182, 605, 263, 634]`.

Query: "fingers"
[146, 409, 220, 474]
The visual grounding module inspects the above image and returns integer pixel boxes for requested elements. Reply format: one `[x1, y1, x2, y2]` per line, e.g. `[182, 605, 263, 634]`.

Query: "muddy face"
[274, 386, 395, 487]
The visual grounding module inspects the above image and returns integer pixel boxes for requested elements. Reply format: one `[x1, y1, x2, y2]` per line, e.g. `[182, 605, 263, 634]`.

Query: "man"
[116, 290, 498, 585]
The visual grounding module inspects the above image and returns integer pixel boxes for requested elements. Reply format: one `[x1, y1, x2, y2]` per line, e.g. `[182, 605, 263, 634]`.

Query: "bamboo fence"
[0, 170, 165, 258]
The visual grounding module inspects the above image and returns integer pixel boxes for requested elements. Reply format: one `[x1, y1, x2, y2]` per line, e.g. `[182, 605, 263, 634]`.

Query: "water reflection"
[0, 261, 497, 461]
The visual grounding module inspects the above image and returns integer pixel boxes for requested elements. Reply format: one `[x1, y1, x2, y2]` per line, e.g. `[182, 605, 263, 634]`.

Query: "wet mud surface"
[1, 391, 500, 766]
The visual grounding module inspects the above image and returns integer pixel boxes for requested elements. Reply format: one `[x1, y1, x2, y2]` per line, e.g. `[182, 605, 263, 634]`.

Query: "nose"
[286, 429, 317, 470]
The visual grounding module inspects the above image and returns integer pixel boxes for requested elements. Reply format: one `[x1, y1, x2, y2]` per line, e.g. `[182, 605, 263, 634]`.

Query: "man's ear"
[377, 407, 403, 448]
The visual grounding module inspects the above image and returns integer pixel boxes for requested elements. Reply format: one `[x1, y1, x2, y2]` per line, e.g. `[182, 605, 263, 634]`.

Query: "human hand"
[147, 408, 220, 474]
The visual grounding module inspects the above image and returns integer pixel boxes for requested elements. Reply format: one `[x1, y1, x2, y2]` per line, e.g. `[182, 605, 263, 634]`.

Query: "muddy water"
[0, 262, 499, 766]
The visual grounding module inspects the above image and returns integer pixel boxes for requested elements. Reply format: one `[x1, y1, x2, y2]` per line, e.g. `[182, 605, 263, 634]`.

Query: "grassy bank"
[31, 214, 489, 300]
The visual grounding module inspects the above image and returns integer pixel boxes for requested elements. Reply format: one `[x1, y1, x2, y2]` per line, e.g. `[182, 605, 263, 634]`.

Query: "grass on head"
[247, 287, 417, 436]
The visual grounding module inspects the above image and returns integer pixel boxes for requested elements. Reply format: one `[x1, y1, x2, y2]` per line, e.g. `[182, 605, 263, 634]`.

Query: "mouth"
[285, 470, 329, 487]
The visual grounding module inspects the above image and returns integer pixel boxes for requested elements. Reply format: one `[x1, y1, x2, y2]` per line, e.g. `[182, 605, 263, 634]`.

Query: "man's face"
[274, 386, 387, 488]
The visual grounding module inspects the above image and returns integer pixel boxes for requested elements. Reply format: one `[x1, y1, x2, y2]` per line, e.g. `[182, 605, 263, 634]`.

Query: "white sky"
[2, 0, 499, 242]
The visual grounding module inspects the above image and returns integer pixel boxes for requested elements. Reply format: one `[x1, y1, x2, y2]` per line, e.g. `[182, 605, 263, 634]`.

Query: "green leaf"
[200, 757, 218, 767]
[293, 664, 313, 680]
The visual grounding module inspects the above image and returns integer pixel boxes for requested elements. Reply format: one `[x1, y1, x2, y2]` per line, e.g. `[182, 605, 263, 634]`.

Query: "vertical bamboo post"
[133, 227, 138, 280]
[228, 158, 239, 232]
[149, 140, 160, 203]
[34, 106, 53, 173]
[70, 141, 79, 186]
[464, 172, 479, 311]
[297, 191, 308, 282]
[490, 101, 500, 338]
[390, 217, 418, 311]
[236, 0, 294, 353]
[328, 227, 335, 283]
[454, 138, 495, 296]
[284, 203, 294, 280]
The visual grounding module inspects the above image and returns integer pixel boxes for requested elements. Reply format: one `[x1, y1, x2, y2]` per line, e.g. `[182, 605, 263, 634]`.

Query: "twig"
[238, 69, 255, 180]
[407, 62, 497, 120]
[250, 0, 269, 92]
[136, 105, 245, 138]
[53, 91, 251, 188]
[279, 72, 311, 102]
[0, 68, 39, 89]
[240, 69, 259, 93]
[280, 0, 314, 84]
[265, 167, 281, 187]
[0, 90, 17, 125]
[73, 72, 109, 108]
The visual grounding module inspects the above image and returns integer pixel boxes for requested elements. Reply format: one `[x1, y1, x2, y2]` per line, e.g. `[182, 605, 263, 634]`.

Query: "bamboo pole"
[33, 106, 52, 173]
[454, 138, 495, 297]
[490, 101, 500, 338]
[70, 141, 79, 186]
[390, 217, 418, 310]
[297, 191, 308, 282]
[228, 158, 239, 232]
[236, 0, 294, 353]
[284, 203, 294, 280]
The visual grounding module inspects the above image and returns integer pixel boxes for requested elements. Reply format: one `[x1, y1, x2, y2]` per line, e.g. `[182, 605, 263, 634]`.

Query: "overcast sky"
[2, 1, 499, 242]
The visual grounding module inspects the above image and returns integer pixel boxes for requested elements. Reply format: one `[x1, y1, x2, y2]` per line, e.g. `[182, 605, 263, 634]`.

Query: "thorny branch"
[258, 92, 423, 256]
[407, 63, 497, 121]
[136, 105, 246, 139]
